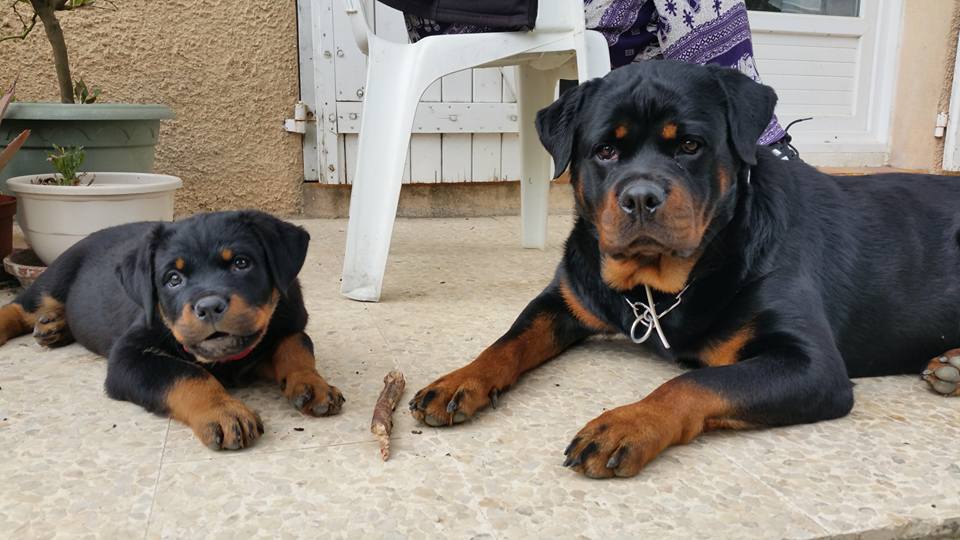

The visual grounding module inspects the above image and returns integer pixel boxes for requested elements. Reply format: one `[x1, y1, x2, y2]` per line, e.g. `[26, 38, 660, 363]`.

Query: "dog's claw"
[419, 390, 437, 411]
[293, 388, 313, 410]
[564, 437, 580, 456]
[489, 388, 499, 410]
[446, 389, 464, 414]
[606, 446, 627, 469]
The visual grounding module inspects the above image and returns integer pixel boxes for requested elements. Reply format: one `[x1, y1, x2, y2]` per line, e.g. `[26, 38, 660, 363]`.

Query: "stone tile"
[703, 375, 960, 539]
[147, 440, 495, 539]
[0, 339, 169, 462]
[0, 339, 165, 540]
[396, 337, 828, 539]
[0, 459, 160, 539]
[441, 427, 829, 540]
[4, 217, 960, 539]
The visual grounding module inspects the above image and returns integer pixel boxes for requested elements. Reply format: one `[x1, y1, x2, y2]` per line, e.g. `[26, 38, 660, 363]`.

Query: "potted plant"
[0, 80, 30, 261]
[6, 145, 182, 264]
[0, 0, 174, 191]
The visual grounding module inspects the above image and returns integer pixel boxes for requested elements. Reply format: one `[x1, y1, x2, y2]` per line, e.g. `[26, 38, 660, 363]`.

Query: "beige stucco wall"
[0, 1, 303, 216]
[888, 0, 960, 171]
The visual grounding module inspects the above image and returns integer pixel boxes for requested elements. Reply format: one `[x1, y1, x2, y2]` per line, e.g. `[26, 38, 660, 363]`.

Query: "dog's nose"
[194, 295, 229, 322]
[618, 181, 666, 214]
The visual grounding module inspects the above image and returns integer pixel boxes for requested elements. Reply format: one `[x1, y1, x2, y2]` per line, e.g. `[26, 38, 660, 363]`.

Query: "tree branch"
[0, 1, 38, 43]
[30, 0, 74, 103]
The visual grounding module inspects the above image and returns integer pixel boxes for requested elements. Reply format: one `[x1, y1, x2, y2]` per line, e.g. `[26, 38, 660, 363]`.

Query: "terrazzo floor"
[1, 216, 958, 539]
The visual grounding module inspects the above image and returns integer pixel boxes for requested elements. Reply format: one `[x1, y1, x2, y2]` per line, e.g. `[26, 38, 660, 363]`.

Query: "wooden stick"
[371, 370, 405, 461]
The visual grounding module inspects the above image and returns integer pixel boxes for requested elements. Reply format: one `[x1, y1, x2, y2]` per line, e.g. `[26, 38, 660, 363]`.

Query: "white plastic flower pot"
[5, 172, 182, 265]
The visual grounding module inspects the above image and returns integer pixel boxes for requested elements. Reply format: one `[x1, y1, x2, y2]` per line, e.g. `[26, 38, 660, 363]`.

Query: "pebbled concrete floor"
[0, 216, 958, 539]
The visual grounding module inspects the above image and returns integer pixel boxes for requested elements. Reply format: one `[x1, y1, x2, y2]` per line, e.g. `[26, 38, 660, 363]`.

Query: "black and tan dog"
[409, 61, 960, 478]
[0, 211, 344, 450]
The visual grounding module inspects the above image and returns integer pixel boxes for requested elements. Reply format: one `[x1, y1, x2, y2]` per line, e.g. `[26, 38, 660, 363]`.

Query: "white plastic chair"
[340, 0, 611, 301]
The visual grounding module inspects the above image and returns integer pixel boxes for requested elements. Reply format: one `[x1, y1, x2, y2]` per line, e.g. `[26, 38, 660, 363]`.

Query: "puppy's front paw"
[190, 399, 264, 451]
[563, 403, 679, 479]
[282, 370, 345, 416]
[409, 367, 503, 427]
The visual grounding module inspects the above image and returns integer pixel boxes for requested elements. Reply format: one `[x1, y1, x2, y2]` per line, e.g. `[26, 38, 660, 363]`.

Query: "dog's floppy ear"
[709, 65, 778, 166]
[240, 211, 310, 294]
[535, 78, 601, 178]
[116, 224, 167, 326]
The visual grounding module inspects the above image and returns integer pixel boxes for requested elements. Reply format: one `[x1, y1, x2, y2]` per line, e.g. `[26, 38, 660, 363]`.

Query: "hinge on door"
[935, 112, 949, 138]
[283, 101, 310, 134]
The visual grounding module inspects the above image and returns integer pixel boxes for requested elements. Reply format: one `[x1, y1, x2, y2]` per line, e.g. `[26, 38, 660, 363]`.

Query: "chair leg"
[518, 65, 558, 249]
[340, 46, 426, 302]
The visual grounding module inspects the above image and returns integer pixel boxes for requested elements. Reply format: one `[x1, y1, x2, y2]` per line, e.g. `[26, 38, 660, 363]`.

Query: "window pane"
[746, 0, 860, 17]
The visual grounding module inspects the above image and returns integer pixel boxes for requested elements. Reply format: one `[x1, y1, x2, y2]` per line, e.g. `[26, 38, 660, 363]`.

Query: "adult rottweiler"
[409, 61, 960, 478]
[0, 211, 344, 450]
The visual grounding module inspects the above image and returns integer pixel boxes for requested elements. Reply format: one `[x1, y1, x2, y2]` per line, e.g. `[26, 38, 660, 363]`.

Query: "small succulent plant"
[44, 144, 89, 186]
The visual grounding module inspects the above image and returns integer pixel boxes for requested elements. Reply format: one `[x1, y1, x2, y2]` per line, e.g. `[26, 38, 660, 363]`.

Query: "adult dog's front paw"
[409, 367, 503, 427]
[563, 403, 681, 479]
[189, 399, 264, 451]
[282, 370, 345, 416]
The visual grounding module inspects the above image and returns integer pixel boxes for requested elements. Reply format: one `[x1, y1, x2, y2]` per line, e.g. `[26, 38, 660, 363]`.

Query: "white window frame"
[748, 0, 904, 166]
[943, 29, 960, 171]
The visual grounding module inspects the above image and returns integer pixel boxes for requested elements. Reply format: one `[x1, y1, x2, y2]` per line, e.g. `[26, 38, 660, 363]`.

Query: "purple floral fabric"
[404, 0, 785, 145]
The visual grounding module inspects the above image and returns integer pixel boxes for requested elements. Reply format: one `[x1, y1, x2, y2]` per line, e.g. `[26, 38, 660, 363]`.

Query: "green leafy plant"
[44, 144, 87, 186]
[72, 77, 100, 104]
[0, 79, 31, 172]
[2, 1, 116, 103]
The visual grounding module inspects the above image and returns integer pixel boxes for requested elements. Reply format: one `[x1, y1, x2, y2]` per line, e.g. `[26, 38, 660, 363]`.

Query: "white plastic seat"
[340, 0, 611, 301]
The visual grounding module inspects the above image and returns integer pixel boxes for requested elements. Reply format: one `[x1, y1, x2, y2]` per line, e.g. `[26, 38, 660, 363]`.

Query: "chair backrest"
[534, 0, 585, 33]
[343, 0, 587, 54]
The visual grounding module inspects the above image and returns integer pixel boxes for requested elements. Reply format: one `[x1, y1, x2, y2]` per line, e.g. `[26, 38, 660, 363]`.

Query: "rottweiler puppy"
[0, 211, 344, 450]
[409, 60, 960, 478]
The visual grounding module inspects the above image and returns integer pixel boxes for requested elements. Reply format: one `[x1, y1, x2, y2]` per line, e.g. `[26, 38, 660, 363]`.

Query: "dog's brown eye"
[232, 256, 250, 270]
[164, 271, 184, 288]
[594, 144, 619, 161]
[679, 139, 701, 154]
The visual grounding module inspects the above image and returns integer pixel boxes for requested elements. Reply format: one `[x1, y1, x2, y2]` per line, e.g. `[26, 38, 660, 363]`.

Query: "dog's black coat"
[4, 211, 333, 436]
[548, 62, 960, 422]
[409, 60, 958, 477]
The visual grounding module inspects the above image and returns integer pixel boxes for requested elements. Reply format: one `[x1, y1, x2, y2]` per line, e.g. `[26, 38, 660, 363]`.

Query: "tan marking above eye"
[661, 123, 678, 140]
[221, 249, 234, 262]
[614, 125, 628, 139]
[175, 258, 185, 270]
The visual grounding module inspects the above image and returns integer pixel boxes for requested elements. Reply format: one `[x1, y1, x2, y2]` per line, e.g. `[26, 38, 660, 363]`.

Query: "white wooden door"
[299, 0, 521, 184]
